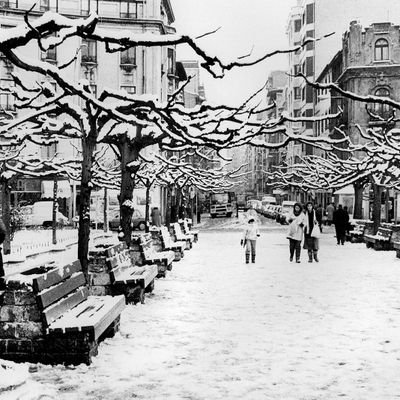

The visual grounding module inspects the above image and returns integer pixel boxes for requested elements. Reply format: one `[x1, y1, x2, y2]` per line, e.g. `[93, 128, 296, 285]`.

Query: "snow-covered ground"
[3, 218, 400, 399]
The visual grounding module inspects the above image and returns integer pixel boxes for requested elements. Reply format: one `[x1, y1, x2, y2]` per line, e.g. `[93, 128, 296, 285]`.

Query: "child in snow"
[241, 218, 260, 264]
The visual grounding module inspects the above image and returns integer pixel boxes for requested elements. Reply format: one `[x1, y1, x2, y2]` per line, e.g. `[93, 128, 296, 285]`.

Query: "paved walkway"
[28, 224, 400, 399]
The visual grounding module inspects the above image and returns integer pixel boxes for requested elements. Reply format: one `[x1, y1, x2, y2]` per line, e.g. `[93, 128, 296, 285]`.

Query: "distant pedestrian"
[0, 217, 6, 277]
[151, 207, 161, 227]
[343, 206, 351, 235]
[333, 204, 348, 245]
[241, 218, 260, 264]
[326, 203, 335, 226]
[286, 202, 305, 263]
[316, 204, 323, 232]
[303, 202, 320, 263]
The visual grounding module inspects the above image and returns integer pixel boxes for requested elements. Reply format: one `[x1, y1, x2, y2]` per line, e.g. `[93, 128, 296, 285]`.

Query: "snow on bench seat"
[47, 295, 125, 341]
[160, 227, 186, 252]
[364, 227, 393, 250]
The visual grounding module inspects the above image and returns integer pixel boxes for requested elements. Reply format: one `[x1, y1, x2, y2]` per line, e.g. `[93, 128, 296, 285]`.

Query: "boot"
[308, 250, 313, 263]
[251, 255, 256, 263]
[245, 253, 250, 264]
[313, 251, 319, 263]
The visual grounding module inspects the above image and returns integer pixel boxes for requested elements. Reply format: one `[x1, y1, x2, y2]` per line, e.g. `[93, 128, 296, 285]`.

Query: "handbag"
[311, 224, 321, 239]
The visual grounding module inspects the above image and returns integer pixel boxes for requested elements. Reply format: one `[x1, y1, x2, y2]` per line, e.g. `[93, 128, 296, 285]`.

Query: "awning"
[334, 185, 354, 195]
[41, 180, 71, 198]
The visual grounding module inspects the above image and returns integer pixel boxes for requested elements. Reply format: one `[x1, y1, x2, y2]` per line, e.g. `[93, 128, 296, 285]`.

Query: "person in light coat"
[241, 218, 260, 264]
[286, 202, 306, 263]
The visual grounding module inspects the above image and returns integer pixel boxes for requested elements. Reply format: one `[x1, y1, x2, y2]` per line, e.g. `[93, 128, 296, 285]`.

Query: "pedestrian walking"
[0, 217, 6, 278]
[286, 202, 305, 263]
[326, 202, 335, 226]
[150, 207, 161, 227]
[241, 218, 260, 264]
[303, 202, 320, 263]
[333, 204, 349, 245]
[316, 204, 323, 232]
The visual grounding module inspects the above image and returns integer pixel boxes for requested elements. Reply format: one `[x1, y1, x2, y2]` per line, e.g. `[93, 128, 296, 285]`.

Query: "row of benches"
[0, 219, 199, 365]
[346, 221, 400, 255]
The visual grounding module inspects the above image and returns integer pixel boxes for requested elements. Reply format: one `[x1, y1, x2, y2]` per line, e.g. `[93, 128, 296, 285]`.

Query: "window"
[81, 39, 97, 63]
[373, 87, 391, 119]
[294, 87, 301, 99]
[306, 3, 314, 24]
[0, 92, 15, 111]
[41, 46, 57, 63]
[294, 19, 301, 32]
[41, 143, 57, 159]
[167, 48, 175, 75]
[121, 48, 136, 65]
[375, 38, 389, 61]
[306, 56, 314, 76]
[294, 64, 301, 75]
[120, 1, 144, 19]
[306, 30, 315, 50]
[40, 0, 49, 11]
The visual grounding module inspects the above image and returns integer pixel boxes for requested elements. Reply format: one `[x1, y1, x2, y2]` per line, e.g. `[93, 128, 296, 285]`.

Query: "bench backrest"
[105, 243, 134, 282]
[354, 224, 366, 233]
[173, 222, 185, 238]
[377, 227, 392, 239]
[160, 226, 172, 245]
[32, 260, 88, 327]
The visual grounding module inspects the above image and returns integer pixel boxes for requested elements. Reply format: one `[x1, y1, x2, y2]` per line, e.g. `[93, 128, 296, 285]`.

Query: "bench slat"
[33, 260, 82, 293]
[48, 295, 126, 341]
[113, 265, 157, 287]
[106, 242, 127, 258]
[37, 272, 86, 309]
[43, 287, 89, 326]
[107, 250, 131, 269]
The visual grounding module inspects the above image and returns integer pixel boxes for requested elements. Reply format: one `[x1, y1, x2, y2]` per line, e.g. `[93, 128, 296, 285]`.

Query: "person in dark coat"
[0, 217, 6, 277]
[333, 204, 348, 245]
[316, 204, 323, 232]
[303, 202, 320, 263]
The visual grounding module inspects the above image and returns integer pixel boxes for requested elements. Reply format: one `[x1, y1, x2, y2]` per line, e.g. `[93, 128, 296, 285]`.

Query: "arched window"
[375, 39, 389, 61]
[374, 88, 391, 119]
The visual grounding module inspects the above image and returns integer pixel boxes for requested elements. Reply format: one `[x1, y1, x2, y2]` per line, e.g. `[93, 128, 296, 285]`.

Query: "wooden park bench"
[106, 242, 158, 304]
[364, 226, 393, 250]
[172, 222, 194, 250]
[131, 233, 174, 278]
[346, 222, 366, 243]
[180, 219, 199, 243]
[0, 260, 125, 365]
[160, 226, 185, 261]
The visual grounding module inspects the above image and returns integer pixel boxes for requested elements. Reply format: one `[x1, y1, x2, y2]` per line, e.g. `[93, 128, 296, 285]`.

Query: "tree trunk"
[78, 134, 97, 278]
[165, 186, 172, 226]
[52, 178, 58, 245]
[1, 180, 11, 255]
[119, 139, 140, 247]
[145, 184, 151, 233]
[372, 183, 383, 234]
[353, 181, 364, 220]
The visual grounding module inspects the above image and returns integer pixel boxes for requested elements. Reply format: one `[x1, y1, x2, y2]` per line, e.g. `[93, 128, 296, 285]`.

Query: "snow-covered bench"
[0, 260, 125, 365]
[106, 242, 157, 304]
[172, 222, 194, 250]
[364, 226, 393, 250]
[180, 218, 199, 243]
[160, 226, 185, 261]
[346, 223, 366, 243]
[133, 233, 174, 278]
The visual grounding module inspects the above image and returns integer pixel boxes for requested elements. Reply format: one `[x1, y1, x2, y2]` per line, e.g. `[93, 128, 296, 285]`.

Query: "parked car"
[279, 201, 298, 225]
[20, 201, 68, 228]
[109, 209, 146, 231]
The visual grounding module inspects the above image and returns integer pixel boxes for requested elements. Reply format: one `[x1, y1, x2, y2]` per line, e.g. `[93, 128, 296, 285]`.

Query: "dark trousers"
[289, 239, 301, 260]
[335, 226, 346, 244]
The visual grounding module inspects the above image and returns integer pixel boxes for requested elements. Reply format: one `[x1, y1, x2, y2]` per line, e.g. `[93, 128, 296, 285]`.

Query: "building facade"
[0, 0, 178, 221]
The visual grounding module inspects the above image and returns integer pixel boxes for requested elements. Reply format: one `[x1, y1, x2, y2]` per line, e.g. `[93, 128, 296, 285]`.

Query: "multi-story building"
[317, 21, 400, 219]
[0, 0, 178, 220]
[285, 0, 400, 204]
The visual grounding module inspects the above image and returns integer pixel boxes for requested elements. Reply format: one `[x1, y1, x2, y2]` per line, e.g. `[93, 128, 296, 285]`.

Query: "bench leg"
[145, 279, 155, 294]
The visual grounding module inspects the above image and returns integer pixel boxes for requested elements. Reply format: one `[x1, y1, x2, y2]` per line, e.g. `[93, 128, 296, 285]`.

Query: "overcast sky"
[171, 0, 295, 106]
